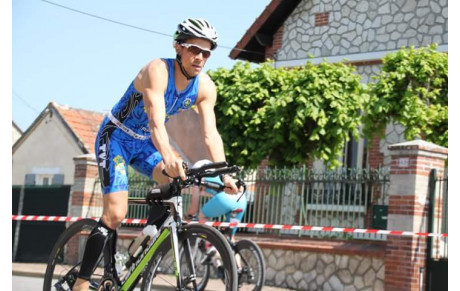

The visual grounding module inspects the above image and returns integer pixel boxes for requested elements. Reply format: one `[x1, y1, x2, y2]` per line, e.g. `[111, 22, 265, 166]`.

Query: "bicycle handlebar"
[146, 161, 244, 204]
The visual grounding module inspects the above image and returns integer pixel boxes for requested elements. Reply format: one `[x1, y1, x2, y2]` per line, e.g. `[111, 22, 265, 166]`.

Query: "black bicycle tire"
[234, 239, 266, 291]
[140, 223, 238, 291]
[42, 218, 98, 291]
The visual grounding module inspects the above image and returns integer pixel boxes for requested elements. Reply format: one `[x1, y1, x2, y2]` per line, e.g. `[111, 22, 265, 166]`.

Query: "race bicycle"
[43, 161, 241, 291]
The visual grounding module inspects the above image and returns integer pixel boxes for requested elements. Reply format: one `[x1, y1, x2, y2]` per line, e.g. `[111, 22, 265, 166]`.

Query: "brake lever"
[236, 179, 247, 202]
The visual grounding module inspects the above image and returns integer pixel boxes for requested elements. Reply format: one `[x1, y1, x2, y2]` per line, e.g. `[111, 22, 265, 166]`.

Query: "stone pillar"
[384, 140, 447, 291]
[68, 154, 103, 219]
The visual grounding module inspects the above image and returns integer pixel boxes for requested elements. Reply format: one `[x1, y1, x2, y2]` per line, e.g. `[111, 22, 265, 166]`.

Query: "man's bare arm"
[196, 74, 238, 193]
[137, 59, 185, 180]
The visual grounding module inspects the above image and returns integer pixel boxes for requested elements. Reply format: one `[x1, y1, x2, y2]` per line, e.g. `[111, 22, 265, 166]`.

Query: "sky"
[12, 0, 271, 131]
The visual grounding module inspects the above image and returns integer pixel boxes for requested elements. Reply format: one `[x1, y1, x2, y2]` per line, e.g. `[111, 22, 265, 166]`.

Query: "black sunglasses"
[180, 43, 212, 59]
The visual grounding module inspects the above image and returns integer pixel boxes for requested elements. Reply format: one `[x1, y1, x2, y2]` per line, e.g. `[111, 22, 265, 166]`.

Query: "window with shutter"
[24, 174, 36, 185]
[52, 174, 65, 185]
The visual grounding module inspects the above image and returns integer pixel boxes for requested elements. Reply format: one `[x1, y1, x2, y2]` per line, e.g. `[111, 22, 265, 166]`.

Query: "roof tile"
[52, 103, 104, 154]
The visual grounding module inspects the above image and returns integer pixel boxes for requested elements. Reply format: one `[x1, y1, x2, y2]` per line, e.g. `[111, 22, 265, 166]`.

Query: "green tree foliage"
[362, 44, 448, 147]
[209, 61, 367, 169]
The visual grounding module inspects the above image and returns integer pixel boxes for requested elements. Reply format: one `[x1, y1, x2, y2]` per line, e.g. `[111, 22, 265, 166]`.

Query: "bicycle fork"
[170, 222, 198, 290]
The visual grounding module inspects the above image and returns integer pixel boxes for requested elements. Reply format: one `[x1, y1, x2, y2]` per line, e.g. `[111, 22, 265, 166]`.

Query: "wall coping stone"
[114, 229, 386, 257]
[388, 140, 448, 156]
[73, 154, 97, 162]
[236, 233, 386, 257]
[73, 154, 98, 166]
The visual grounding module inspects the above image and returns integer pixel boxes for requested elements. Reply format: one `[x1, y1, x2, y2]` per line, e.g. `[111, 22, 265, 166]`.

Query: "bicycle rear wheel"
[141, 223, 237, 291]
[234, 239, 266, 291]
[42, 219, 107, 291]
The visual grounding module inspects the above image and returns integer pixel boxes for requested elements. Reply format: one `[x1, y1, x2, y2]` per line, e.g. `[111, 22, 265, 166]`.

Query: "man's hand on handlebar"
[150, 160, 246, 205]
[221, 175, 240, 195]
[160, 159, 243, 194]
[163, 158, 186, 181]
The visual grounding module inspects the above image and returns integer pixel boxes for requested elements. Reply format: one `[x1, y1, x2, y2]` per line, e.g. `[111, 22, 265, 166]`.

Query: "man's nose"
[195, 52, 205, 60]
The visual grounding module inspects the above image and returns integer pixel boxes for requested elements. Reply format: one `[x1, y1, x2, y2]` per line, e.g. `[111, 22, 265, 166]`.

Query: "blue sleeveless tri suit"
[95, 58, 199, 194]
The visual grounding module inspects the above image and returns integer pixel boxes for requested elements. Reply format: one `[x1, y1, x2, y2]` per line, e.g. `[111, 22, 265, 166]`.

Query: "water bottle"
[128, 224, 157, 259]
[114, 251, 129, 277]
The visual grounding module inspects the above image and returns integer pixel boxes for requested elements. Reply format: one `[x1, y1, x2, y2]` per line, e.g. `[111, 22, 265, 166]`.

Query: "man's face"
[179, 38, 212, 76]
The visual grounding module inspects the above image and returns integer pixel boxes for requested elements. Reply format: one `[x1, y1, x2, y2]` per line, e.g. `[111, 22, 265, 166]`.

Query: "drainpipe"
[12, 185, 25, 261]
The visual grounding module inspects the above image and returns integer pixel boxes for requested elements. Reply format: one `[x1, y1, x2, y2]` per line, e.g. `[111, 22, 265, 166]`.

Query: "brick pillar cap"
[388, 140, 448, 156]
[73, 153, 97, 162]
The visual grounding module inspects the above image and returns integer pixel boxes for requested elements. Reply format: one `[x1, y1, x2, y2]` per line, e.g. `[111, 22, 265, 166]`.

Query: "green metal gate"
[426, 169, 448, 291]
[12, 185, 71, 262]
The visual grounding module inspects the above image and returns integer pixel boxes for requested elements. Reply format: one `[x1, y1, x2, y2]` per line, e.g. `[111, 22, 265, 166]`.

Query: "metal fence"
[428, 168, 448, 260]
[121, 166, 390, 240]
[236, 166, 390, 240]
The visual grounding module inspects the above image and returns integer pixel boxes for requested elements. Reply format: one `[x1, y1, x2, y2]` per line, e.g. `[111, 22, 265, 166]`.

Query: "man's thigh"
[130, 139, 164, 182]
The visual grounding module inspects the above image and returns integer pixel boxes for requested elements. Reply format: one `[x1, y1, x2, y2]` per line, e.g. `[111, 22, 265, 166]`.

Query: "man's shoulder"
[198, 72, 215, 88]
[135, 58, 169, 91]
[140, 58, 169, 80]
[197, 72, 216, 100]
[146, 58, 169, 72]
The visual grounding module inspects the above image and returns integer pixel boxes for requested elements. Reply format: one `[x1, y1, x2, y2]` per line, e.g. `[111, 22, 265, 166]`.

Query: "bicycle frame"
[117, 195, 191, 291]
[119, 226, 170, 290]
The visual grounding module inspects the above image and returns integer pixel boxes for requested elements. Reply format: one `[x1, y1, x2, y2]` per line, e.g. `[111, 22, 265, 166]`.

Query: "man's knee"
[101, 210, 125, 229]
[102, 191, 128, 229]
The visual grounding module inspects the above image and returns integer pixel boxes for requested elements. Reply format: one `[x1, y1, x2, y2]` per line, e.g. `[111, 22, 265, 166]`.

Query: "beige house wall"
[12, 112, 84, 185]
[12, 125, 22, 146]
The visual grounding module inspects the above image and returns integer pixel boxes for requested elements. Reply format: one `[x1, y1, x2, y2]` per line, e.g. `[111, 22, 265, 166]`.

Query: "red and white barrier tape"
[12, 215, 448, 238]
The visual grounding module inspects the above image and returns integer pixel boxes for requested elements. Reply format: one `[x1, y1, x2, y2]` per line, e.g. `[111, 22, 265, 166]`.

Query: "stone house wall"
[277, 0, 447, 61]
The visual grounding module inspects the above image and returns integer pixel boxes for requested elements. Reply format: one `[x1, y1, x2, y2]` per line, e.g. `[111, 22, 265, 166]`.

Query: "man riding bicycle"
[73, 18, 240, 291]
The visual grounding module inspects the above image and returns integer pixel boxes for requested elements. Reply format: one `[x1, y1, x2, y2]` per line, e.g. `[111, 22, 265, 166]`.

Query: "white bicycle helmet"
[174, 18, 218, 50]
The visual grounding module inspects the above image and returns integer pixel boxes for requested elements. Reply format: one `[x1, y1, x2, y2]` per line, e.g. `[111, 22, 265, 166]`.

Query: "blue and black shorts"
[95, 118, 163, 194]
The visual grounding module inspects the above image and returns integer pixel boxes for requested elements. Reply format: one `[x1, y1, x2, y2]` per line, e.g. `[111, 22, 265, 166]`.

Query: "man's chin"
[191, 67, 202, 75]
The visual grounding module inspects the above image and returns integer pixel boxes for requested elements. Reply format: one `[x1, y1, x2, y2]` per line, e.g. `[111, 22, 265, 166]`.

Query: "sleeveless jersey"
[109, 58, 200, 137]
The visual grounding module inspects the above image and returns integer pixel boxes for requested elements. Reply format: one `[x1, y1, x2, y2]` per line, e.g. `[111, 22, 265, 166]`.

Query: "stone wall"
[354, 64, 381, 84]
[263, 248, 384, 291]
[277, 0, 447, 61]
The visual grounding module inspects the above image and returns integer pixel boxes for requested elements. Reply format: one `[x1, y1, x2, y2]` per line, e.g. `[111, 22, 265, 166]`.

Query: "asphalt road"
[13, 263, 292, 290]
[13, 275, 45, 291]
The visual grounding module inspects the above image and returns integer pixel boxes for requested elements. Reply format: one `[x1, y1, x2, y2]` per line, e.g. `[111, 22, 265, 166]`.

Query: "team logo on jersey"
[182, 98, 192, 109]
[113, 155, 126, 175]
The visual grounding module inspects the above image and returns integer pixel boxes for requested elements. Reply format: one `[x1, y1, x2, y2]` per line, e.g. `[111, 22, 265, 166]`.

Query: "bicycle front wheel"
[234, 239, 266, 291]
[42, 219, 107, 291]
[141, 223, 237, 291]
